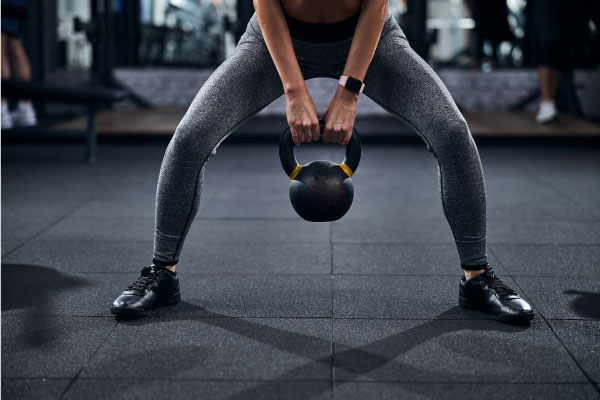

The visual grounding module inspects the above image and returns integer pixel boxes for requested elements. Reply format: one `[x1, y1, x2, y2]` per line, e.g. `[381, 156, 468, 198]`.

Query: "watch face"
[345, 76, 362, 93]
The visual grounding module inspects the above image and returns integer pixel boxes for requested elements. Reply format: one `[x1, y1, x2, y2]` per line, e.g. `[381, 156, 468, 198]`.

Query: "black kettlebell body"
[279, 119, 361, 222]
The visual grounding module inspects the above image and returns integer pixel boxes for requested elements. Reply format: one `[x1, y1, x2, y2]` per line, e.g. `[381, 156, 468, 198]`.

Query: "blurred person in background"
[1, 0, 37, 129]
[531, 0, 591, 123]
[468, 0, 512, 68]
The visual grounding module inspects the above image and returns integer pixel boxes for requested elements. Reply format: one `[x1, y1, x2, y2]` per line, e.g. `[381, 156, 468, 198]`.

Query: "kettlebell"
[279, 119, 361, 222]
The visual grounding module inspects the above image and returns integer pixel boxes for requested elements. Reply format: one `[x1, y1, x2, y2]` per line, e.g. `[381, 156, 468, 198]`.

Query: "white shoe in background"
[536, 100, 558, 123]
[12, 102, 37, 127]
[1, 102, 14, 129]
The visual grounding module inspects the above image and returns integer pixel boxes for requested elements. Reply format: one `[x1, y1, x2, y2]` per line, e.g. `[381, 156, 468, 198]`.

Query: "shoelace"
[126, 266, 162, 292]
[482, 267, 518, 297]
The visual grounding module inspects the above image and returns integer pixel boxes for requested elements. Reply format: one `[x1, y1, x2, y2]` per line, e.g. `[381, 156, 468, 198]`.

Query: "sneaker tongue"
[149, 265, 168, 275]
[483, 266, 496, 278]
[466, 274, 486, 284]
[140, 266, 157, 277]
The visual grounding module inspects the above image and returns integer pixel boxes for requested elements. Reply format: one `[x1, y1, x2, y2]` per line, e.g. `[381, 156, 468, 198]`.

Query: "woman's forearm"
[254, 0, 306, 95]
[342, 0, 388, 81]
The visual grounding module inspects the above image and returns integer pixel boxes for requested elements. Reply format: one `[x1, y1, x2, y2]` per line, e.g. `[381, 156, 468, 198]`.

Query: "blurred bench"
[1, 80, 126, 163]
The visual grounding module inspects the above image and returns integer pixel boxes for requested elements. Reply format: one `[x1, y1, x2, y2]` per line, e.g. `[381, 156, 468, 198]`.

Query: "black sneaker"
[111, 265, 180, 317]
[459, 265, 534, 322]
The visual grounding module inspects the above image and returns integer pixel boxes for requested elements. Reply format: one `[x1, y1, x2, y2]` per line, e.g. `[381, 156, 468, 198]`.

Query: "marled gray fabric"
[152, 11, 487, 268]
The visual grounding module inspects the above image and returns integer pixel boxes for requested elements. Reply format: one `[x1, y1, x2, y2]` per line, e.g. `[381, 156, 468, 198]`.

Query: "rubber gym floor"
[2, 140, 599, 399]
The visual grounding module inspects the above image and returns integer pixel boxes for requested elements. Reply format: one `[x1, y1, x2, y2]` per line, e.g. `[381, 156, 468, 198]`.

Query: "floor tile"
[1, 378, 71, 400]
[1, 316, 115, 378]
[68, 197, 159, 218]
[157, 273, 332, 318]
[333, 318, 587, 382]
[487, 221, 600, 244]
[178, 242, 331, 274]
[2, 241, 155, 273]
[550, 320, 600, 382]
[333, 275, 521, 320]
[35, 217, 330, 244]
[200, 195, 299, 219]
[491, 244, 600, 277]
[2, 214, 59, 242]
[1, 240, 22, 257]
[485, 177, 597, 222]
[333, 243, 501, 275]
[2, 240, 332, 274]
[33, 216, 156, 242]
[333, 382, 600, 400]
[64, 379, 332, 400]
[514, 276, 600, 320]
[1, 263, 97, 316]
[332, 216, 454, 244]
[1, 267, 331, 318]
[81, 318, 331, 380]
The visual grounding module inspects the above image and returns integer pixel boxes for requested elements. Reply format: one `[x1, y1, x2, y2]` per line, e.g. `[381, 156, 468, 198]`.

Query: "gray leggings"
[152, 11, 488, 268]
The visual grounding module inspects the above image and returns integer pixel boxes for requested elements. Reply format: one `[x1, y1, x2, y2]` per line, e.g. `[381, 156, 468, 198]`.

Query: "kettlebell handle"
[279, 119, 362, 180]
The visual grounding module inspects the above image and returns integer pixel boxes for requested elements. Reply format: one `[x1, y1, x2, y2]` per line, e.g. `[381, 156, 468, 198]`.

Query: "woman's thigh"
[363, 28, 475, 159]
[168, 27, 285, 163]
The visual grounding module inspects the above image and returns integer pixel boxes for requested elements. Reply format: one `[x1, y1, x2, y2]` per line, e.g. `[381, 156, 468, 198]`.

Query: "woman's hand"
[322, 86, 359, 146]
[286, 88, 321, 145]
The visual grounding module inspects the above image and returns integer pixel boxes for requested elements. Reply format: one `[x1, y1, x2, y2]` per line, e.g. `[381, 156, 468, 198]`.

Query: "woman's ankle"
[463, 268, 486, 280]
[152, 258, 178, 272]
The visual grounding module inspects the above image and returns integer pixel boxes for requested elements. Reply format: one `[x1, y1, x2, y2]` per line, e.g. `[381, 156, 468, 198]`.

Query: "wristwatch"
[339, 75, 365, 94]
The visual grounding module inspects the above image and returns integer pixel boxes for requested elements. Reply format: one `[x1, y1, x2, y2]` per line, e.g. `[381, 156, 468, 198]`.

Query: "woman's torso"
[280, 0, 362, 23]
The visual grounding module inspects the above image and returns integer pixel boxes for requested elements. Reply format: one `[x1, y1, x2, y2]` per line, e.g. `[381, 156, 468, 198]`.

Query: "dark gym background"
[2, 1, 599, 399]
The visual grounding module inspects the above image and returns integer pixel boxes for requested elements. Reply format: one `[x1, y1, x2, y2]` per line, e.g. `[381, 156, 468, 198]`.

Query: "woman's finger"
[310, 120, 320, 141]
[323, 124, 332, 142]
[296, 123, 306, 143]
[290, 126, 299, 145]
[302, 121, 313, 143]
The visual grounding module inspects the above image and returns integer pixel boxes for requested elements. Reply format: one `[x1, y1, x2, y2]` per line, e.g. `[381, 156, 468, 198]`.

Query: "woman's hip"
[240, 10, 407, 63]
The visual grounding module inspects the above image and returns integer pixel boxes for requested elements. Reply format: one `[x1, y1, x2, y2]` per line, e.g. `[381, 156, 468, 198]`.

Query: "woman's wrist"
[284, 83, 308, 98]
[335, 84, 360, 103]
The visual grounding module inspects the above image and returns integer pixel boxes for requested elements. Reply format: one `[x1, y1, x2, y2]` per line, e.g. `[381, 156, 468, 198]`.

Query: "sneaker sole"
[536, 114, 559, 124]
[110, 291, 181, 317]
[459, 296, 534, 322]
[13, 121, 37, 127]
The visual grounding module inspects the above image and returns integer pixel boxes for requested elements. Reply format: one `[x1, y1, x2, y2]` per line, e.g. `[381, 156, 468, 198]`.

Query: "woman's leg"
[363, 28, 487, 269]
[6, 36, 31, 82]
[362, 22, 534, 321]
[5, 35, 37, 126]
[151, 29, 285, 268]
[1, 33, 11, 81]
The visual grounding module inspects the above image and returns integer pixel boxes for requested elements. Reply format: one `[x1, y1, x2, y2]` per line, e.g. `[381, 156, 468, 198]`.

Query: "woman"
[531, 0, 593, 123]
[111, 0, 533, 322]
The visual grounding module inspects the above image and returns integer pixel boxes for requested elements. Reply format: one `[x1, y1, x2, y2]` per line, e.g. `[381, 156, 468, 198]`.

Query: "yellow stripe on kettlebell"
[289, 165, 303, 181]
[339, 162, 354, 177]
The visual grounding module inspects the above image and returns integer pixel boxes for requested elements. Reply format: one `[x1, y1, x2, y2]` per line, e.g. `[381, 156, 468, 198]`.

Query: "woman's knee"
[164, 120, 217, 165]
[1, 61, 10, 80]
[429, 114, 477, 160]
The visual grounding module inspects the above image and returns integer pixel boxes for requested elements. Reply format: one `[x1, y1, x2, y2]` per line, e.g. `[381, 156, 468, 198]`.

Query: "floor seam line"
[17, 376, 593, 384]
[2, 198, 95, 259]
[59, 319, 119, 399]
[329, 221, 335, 399]
[516, 163, 600, 220]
